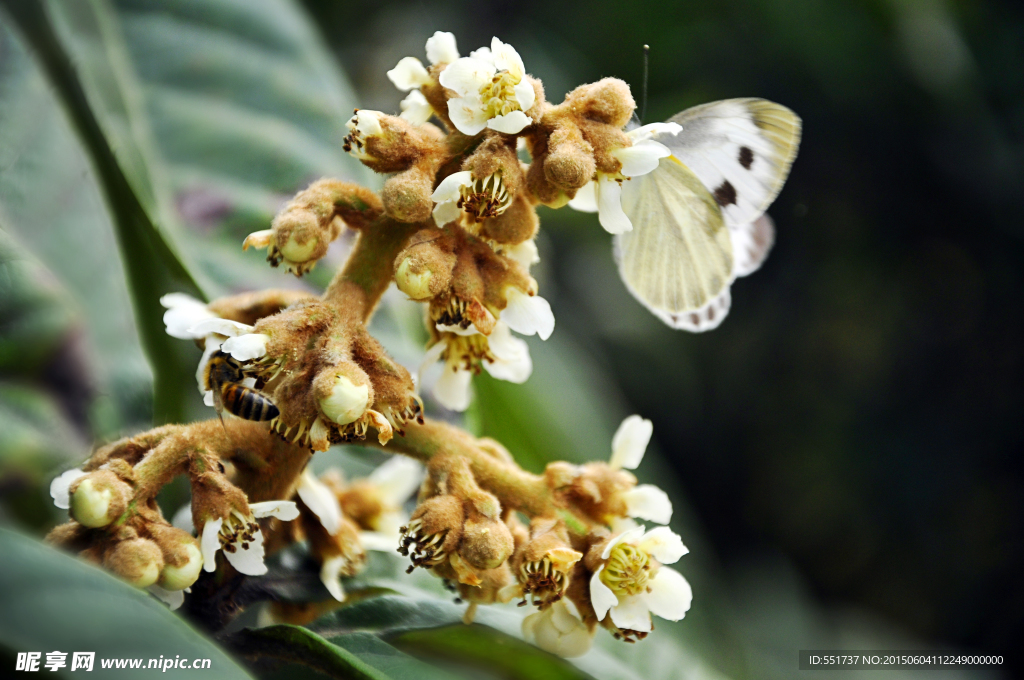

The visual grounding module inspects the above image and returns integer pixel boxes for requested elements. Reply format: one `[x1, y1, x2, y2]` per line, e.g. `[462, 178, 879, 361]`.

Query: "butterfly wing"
[658, 98, 801, 229]
[616, 156, 733, 328]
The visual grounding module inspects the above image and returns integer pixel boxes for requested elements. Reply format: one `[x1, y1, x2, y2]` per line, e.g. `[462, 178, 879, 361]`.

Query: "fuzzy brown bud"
[564, 78, 635, 128]
[104, 538, 164, 588]
[459, 508, 515, 571]
[382, 166, 435, 223]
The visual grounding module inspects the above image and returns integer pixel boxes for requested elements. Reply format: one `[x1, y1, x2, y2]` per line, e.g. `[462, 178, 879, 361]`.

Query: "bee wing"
[657, 98, 801, 230]
[616, 156, 733, 329]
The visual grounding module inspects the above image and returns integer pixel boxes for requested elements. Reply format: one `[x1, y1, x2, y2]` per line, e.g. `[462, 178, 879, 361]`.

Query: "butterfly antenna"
[640, 44, 650, 125]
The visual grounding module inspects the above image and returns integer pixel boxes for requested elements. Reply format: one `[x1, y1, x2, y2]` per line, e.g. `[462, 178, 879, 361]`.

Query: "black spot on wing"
[739, 146, 754, 169]
[713, 181, 737, 207]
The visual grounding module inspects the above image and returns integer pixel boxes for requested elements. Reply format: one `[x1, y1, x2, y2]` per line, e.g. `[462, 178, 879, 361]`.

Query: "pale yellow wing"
[616, 156, 733, 328]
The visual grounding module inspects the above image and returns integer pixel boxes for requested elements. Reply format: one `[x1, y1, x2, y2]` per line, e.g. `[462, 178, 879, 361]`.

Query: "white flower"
[344, 110, 385, 161]
[320, 555, 350, 601]
[200, 501, 299, 576]
[149, 585, 189, 611]
[438, 37, 535, 136]
[400, 90, 433, 125]
[297, 469, 344, 536]
[522, 599, 593, 658]
[589, 525, 692, 634]
[568, 122, 681, 234]
[502, 287, 554, 340]
[494, 239, 540, 271]
[431, 169, 514, 226]
[50, 468, 87, 510]
[607, 415, 672, 524]
[424, 321, 533, 411]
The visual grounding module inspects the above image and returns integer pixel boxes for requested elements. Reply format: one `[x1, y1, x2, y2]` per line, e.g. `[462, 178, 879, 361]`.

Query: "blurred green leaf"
[0, 529, 254, 679]
[391, 624, 596, 680]
[1, 0, 203, 425]
[229, 625, 456, 680]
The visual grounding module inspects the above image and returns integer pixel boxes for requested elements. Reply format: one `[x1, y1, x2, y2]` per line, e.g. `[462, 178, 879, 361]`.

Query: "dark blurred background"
[303, 0, 1024, 663]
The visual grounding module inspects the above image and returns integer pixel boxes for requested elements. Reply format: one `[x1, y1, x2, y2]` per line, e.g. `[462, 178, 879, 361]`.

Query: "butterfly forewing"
[617, 157, 732, 319]
[659, 98, 801, 229]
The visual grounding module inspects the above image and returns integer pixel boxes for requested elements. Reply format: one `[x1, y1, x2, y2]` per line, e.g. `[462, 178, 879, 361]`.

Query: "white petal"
[612, 140, 671, 178]
[609, 415, 653, 470]
[601, 524, 646, 559]
[567, 180, 598, 213]
[489, 37, 525, 78]
[513, 80, 535, 112]
[446, 96, 489, 136]
[469, 46, 493, 63]
[433, 366, 473, 411]
[527, 600, 592, 658]
[221, 333, 269, 361]
[297, 470, 343, 535]
[50, 468, 87, 510]
[161, 294, 214, 339]
[502, 288, 554, 340]
[399, 90, 433, 125]
[250, 500, 300, 521]
[320, 556, 347, 601]
[149, 585, 185, 610]
[637, 526, 688, 565]
[224, 528, 267, 576]
[501, 240, 540, 270]
[372, 510, 407, 539]
[201, 518, 222, 572]
[626, 122, 682, 143]
[387, 56, 431, 91]
[609, 595, 652, 633]
[425, 31, 459, 64]
[438, 57, 494, 95]
[171, 504, 194, 533]
[483, 323, 532, 383]
[596, 175, 632, 234]
[432, 200, 461, 227]
[187, 318, 254, 338]
[623, 484, 673, 524]
[431, 170, 473, 203]
[608, 516, 640, 534]
[416, 341, 447, 390]
[359, 531, 399, 552]
[522, 610, 541, 642]
[645, 567, 692, 621]
[589, 566, 618, 620]
[487, 111, 531, 135]
[368, 456, 424, 505]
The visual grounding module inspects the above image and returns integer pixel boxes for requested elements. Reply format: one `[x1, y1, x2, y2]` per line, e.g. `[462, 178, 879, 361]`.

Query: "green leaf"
[228, 625, 455, 680]
[390, 624, 597, 680]
[1, 0, 204, 425]
[0, 529, 254, 680]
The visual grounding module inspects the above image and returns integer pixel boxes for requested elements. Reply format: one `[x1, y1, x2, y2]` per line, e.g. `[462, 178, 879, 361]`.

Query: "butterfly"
[615, 98, 801, 331]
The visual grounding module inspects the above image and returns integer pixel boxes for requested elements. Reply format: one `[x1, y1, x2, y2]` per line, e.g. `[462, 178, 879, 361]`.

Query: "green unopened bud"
[70, 471, 130, 528]
[395, 257, 434, 300]
[159, 542, 203, 591]
[105, 538, 164, 588]
[318, 370, 371, 426]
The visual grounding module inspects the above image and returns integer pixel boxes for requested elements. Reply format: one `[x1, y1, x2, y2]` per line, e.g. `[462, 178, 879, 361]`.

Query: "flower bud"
[69, 471, 131, 528]
[150, 525, 204, 591]
[105, 538, 164, 588]
[564, 78, 635, 128]
[316, 365, 372, 426]
[544, 126, 595, 192]
[395, 257, 435, 300]
[479, 193, 539, 246]
[459, 509, 514, 571]
[382, 166, 434, 223]
[522, 600, 594, 658]
[399, 495, 464, 571]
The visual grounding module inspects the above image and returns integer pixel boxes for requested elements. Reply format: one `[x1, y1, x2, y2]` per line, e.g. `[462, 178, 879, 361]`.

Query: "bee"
[202, 350, 279, 422]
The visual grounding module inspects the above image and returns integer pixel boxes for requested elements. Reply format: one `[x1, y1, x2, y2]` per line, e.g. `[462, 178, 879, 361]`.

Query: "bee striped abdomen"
[220, 383, 280, 422]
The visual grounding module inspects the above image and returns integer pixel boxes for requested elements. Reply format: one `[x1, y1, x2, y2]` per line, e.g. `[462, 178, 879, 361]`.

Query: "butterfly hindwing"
[659, 98, 801, 229]
[617, 156, 733, 326]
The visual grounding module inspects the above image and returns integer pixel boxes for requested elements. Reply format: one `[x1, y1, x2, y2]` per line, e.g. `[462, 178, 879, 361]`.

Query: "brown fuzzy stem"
[322, 216, 424, 320]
